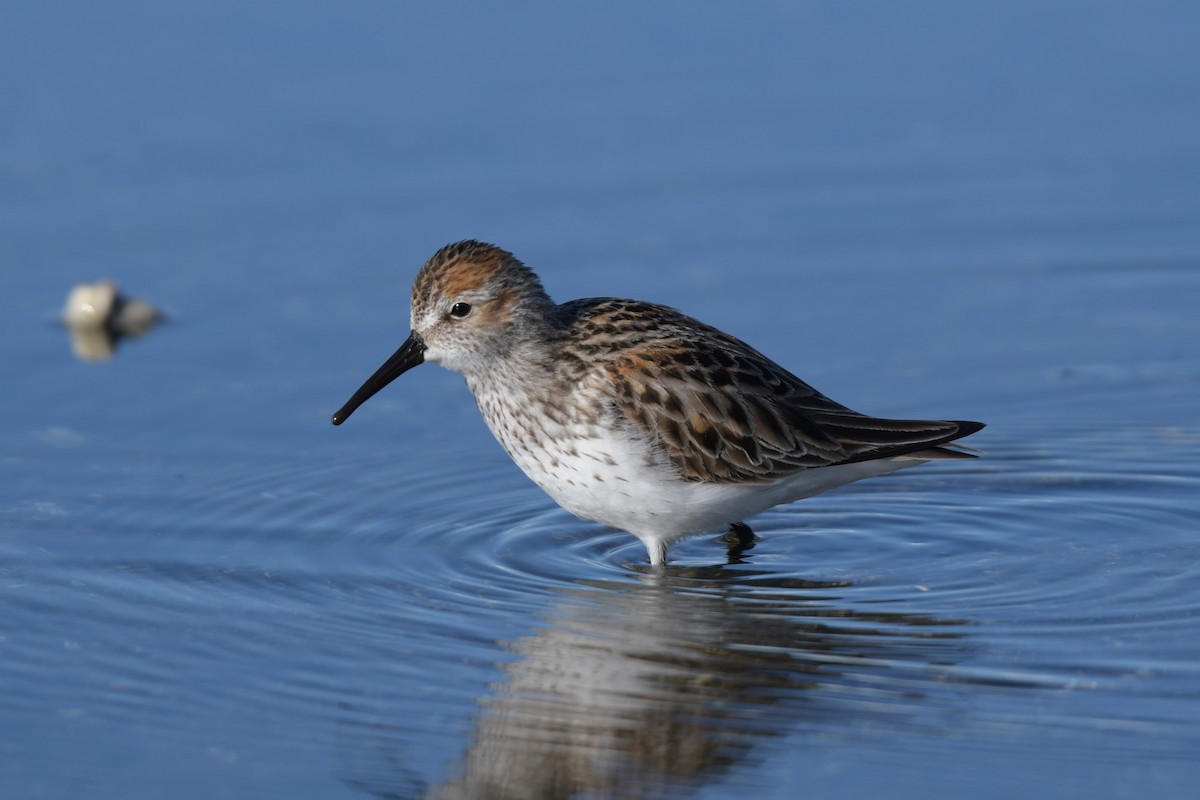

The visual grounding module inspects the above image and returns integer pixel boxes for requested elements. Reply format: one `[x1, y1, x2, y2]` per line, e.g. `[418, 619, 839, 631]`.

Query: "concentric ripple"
[5, 417, 1200, 796]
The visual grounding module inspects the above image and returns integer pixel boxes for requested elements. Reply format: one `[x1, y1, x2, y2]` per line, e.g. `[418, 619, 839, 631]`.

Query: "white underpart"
[465, 366, 924, 565]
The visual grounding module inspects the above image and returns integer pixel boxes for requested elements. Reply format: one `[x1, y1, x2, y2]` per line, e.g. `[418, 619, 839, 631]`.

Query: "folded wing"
[574, 300, 983, 484]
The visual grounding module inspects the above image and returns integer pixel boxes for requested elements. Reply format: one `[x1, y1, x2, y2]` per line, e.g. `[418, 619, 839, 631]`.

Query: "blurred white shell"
[62, 280, 162, 361]
[62, 281, 120, 328]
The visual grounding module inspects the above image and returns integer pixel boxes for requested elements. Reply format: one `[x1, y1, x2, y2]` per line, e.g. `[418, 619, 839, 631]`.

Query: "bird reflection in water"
[336, 566, 971, 799]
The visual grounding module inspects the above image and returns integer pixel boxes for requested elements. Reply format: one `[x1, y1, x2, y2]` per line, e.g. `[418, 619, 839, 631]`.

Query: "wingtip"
[920, 420, 985, 460]
[952, 420, 986, 437]
[884, 418, 986, 461]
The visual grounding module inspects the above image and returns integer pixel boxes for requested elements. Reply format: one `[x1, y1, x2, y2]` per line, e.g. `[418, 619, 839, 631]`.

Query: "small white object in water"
[62, 280, 120, 328]
[62, 280, 162, 360]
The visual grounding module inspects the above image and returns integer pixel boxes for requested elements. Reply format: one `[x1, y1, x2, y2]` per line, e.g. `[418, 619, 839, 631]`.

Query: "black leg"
[720, 521, 756, 561]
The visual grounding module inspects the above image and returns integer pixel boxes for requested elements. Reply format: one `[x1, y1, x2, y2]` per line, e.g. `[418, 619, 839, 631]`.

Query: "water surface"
[3, 2, 1199, 798]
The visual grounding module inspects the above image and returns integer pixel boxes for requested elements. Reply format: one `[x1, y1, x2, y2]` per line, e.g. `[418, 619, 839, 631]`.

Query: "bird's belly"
[496, 425, 675, 527]
[473, 397, 688, 531]
[474, 388, 921, 539]
[482, 418, 762, 536]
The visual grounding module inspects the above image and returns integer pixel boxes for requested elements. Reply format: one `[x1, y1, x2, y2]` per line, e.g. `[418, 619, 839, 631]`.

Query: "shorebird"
[333, 240, 984, 565]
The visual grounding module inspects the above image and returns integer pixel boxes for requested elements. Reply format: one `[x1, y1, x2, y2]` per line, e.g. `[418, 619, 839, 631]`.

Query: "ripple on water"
[5, 421, 1200, 794]
[328, 422, 1200, 794]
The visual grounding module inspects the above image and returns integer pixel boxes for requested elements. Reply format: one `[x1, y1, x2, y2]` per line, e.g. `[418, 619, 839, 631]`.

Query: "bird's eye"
[449, 302, 473, 319]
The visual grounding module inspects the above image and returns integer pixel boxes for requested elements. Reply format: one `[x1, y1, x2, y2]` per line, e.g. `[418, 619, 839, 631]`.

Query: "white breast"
[464, 371, 921, 554]
[467, 372, 697, 529]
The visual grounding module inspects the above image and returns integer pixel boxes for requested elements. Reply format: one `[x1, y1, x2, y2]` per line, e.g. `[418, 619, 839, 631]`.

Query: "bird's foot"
[720, 521, 756, 563]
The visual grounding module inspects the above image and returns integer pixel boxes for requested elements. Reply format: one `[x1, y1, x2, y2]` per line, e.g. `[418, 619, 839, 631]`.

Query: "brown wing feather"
[561, 298, 984, 484]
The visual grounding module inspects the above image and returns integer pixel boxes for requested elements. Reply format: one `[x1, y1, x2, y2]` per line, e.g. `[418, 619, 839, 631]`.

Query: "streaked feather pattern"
[559, 298, 982, 483]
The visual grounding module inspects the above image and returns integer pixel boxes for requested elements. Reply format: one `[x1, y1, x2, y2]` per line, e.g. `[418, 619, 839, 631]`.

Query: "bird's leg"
[722, 521, 756, 547]
[721, 521, 757, 562]
[645, 538, 668, 567]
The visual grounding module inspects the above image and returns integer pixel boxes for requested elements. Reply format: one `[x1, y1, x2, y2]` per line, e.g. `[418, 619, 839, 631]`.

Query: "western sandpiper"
[332, 240, 984, 566]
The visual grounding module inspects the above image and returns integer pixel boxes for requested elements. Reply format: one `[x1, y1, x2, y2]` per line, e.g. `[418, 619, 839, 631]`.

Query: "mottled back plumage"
[557, 298, 982, 484]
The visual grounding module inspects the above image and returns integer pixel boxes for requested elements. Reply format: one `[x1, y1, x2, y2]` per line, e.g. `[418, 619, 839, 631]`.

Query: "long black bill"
[331, 332, 426, 425]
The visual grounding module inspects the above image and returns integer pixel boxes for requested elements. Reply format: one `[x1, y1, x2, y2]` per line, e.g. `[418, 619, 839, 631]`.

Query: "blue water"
[3, 2, 1200, 798]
